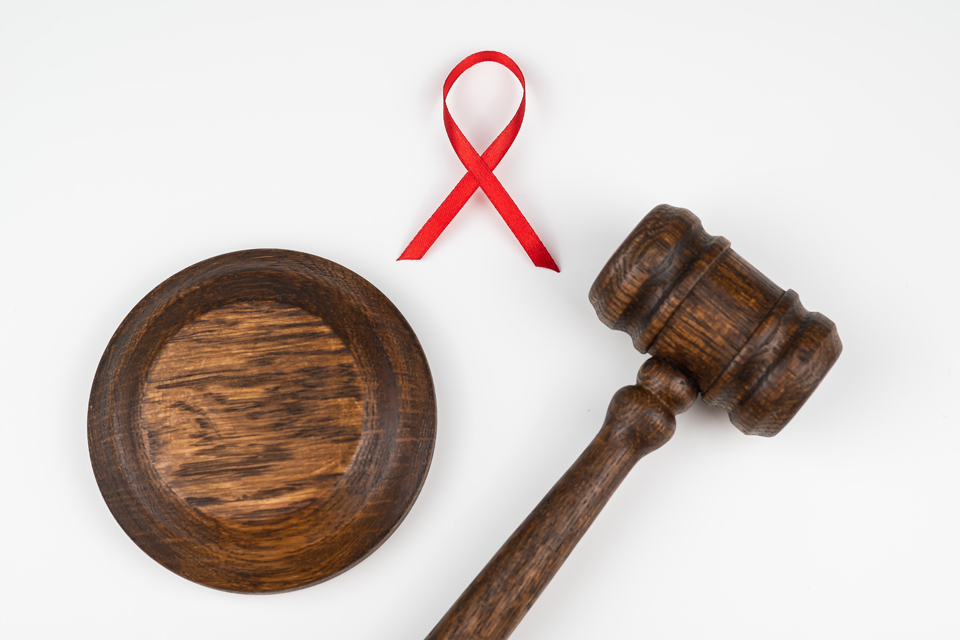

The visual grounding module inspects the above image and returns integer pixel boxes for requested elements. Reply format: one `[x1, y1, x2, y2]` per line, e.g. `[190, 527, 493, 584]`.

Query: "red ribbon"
[399, 51, 559, 272]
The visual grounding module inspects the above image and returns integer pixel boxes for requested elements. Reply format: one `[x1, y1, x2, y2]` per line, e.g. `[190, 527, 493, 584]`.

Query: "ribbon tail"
[469, 161, 560, 272]
[398, 172, 481, 261]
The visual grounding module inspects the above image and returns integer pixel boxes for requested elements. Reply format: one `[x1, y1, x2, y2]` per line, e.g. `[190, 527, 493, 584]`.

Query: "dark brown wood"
[427, 359, 696, 640]
[590, 204, 842, 435]
[88, 249, 436, 593]
[428, 205, 841, 639]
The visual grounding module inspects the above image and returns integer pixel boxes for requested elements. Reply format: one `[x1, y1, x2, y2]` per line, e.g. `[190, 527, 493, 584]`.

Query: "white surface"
[1, 1, 958, 638]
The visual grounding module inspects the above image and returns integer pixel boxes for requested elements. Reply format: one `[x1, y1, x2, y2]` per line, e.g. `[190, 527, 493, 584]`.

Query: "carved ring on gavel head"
[426, 205, 842, 640]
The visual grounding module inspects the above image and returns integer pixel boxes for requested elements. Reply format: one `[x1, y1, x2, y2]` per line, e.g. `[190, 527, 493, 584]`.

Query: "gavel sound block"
[427, 205, 841, 640]
[88, 250, 436, 592]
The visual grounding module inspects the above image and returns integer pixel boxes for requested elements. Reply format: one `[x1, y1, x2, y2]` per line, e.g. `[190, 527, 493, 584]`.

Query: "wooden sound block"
[88, 249, 436, 593]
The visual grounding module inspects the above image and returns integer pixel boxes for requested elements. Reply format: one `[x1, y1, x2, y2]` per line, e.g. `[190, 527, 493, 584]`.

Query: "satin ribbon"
[399, 51, 559, 272]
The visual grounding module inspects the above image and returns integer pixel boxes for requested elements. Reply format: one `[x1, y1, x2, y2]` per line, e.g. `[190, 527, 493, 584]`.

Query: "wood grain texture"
[590, 204, 842, 436]
[427, 359, 697, 640]
[88, 250, 436, 593]
[141, 301, 363, 523]
[427, 205, 841, 639]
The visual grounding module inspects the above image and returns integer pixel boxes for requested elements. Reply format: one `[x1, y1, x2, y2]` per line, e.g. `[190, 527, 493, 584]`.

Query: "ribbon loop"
[399, 51, 559, 272]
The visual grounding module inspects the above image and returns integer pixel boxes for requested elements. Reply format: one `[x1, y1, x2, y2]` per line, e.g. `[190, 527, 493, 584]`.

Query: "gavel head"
[590, 205, 841, 436]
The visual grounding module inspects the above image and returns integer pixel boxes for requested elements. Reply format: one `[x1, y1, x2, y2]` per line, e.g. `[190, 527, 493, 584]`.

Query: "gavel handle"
[426, 358, 697, 640]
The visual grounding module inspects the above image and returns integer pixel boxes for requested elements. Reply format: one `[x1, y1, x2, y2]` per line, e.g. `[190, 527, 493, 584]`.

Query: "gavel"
[427, 205, 842, 639]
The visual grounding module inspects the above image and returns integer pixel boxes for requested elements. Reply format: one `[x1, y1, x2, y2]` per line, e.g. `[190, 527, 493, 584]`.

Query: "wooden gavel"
[427, 205, 842, 639]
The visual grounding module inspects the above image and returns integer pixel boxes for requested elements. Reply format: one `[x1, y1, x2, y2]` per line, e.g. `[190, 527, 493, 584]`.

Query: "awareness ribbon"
[398, 51, 559, 271]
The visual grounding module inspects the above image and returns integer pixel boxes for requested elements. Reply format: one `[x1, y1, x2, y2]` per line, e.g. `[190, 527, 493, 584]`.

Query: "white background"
[2, 1, 958, 638]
